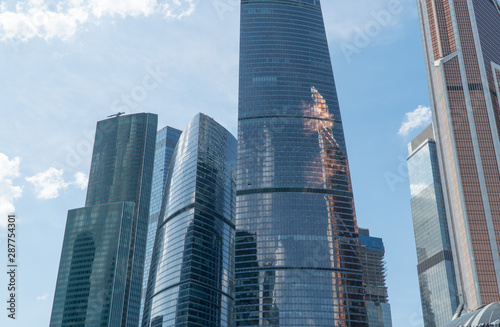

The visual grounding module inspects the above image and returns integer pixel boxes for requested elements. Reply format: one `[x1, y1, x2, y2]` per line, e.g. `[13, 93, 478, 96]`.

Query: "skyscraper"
[358, 228, 393, 327]
[139, 126, 182, 326]
[407, 125, 459, 326]
[50, 113, 157, 327]
[417, 0, 500, 311]
[142, 113, 237, 327]
[236, 0, 367, 326]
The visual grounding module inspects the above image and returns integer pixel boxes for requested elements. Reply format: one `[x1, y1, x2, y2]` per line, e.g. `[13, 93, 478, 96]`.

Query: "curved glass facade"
[236, 0, 367, 326]
[140, 126, 182, 326]
[142, 113, 237, 327]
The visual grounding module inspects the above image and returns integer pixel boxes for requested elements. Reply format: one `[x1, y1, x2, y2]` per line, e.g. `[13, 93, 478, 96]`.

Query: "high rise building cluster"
[48, 0, 500, 326]
[407, 0, 500, 325]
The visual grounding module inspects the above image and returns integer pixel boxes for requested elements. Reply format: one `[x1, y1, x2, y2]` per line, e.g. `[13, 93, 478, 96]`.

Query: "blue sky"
[0, 0, 434, 326]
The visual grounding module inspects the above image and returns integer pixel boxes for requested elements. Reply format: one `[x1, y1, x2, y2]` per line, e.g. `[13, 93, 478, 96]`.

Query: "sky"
[0, 0, 434, 326]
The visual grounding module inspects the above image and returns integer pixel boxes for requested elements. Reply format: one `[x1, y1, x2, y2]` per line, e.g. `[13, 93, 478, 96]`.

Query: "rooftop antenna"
[107, 112, 125, 118]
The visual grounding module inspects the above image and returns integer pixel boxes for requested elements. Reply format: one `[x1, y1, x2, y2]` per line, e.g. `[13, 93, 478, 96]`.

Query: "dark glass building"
[50, 113, 157, 327]
[407, 125, 459, 327]
[139, 126, 182, 326]
[358, 228, 393, 327]
[236, 0, 367, 326]
[142, 113, 237, 327]
[417, 0, 500, 311]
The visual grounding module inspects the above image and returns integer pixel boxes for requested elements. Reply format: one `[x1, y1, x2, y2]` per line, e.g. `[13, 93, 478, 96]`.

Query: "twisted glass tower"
[236, 0, 367, 326]
[142, 113, 237, 327]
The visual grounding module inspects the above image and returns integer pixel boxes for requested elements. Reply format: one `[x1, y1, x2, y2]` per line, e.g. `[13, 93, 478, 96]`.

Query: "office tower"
[139, 126, 182, 326]
[407, 125, 459, 326]
[142, 113, 237, 327]
[50, 113, 157, 327]
[417, 0, 500, 311]
[358, 228, 393, 327]
[236, 0, 367, 326]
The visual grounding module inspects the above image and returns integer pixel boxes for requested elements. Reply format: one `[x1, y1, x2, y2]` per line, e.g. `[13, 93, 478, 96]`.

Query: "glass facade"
[417, 0, 500, 311]
[407, 125, 459, 327]
[358, 228, 393, 327]
[142, 113, 237, 327]
[50, 202, 135, 327]
[236, 0, 366, 326]
[50, 113, 158, 327]
[139, 126, 182, 326]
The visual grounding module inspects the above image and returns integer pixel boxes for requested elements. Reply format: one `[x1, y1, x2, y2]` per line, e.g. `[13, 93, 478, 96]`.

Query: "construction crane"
[107, 112, 125, 118]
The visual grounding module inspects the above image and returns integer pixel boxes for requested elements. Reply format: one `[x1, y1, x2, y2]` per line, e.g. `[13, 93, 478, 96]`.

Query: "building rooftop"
[443, 302, 500, 326]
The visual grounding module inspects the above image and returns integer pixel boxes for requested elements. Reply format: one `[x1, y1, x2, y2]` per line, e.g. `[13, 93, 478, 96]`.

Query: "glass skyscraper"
[417, 0, 500, 312]
[407, 125, 459, 326]
[50, 113, 157, 327]
[358, 228, 393, 327]
[236, 0, 367, 326]
[139, 126, 182, 326]
[142, 113, 237, 327]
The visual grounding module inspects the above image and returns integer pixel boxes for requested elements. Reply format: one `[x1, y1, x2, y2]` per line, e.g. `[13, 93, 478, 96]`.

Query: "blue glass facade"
[142, 113, 237, 327]
[50, 113, 158, 327]
[236, 0, 367, 326]
[139, 126, 182, 326]
[407, 125, 459, 327]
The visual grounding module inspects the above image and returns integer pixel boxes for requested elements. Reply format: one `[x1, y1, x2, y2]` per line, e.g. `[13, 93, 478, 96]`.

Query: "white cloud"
[161, 0, 195, 19]
[0, 0, 197, 41]
[0, 154, 23, 228]
[73, 172, 88, 190]
[398, 105, 432, 136]
[26, 168, 88, 199]
[36, 293, 49, 301]
[89, 0, 157, 18]
[26, 167, 69, 199]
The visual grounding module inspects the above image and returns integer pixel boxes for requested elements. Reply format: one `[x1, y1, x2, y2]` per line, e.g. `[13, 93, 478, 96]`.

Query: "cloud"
[0, 0, 197, 41]
[26, 168, 88, 199]
[26, 167, 69, 199]
[36, 293, 50, 301]
[161, 0, 195, 19]
[73, 172, 88, 190]
[398, 105, 432, 136]
[0, 154, 23, 228]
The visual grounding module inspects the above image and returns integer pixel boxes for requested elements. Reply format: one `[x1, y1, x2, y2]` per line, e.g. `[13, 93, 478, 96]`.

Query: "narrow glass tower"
[236, 0, 367, 326]
[139, 126, 182, 326]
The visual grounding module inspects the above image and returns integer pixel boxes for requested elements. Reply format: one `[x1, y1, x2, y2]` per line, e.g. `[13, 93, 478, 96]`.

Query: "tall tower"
[139, 126, 181, 326]
[358, 228, 393, 327]
[142, 113, 237, 327]
[50, 113, 157, 327]
[417, 0, 500, 311]
[407, 125, 460, 326]
[236, 0, 367, 326]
